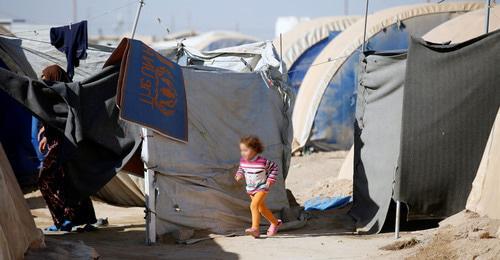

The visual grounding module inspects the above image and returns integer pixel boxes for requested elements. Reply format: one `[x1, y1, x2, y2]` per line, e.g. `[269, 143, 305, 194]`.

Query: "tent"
[467, 110, 500, 219]
[153, 30, 258, 55]
[424, 4, 500, 43]
[0, 142, 44, 260]
[292, 2, 483, 152]
[272, 16, 360, 93]
[350, 30, 500, 234]
[139, 42, 293, 235]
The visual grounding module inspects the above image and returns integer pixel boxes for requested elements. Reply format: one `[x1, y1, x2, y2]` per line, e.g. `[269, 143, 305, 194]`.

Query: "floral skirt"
[38, 137, 97, 227]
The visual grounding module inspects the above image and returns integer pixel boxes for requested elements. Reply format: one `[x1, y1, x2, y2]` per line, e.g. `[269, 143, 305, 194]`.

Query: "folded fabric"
[304, 196, 352, 211]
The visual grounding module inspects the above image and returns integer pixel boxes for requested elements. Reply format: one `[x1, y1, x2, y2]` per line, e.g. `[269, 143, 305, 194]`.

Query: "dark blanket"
[396, 32, 500, 220]
[0, 65, 142, 196]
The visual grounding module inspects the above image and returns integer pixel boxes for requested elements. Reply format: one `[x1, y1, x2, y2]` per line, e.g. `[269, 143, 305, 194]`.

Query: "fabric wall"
[466, 110, 500, 219]
[143, 68, 292, 234]
[396, 34, 500, 220]
[0, 143, 43, 260]
[94, 171, 144, 207]
[350, 52, 407, 234]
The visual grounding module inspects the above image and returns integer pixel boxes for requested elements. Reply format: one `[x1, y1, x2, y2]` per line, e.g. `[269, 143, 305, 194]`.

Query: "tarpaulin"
[396, 33, 500, 220]
[0, 65, 142, 196]
[106, 38, 187, 142]
[143, 68, 292, 234]
[350, 51, 407, 234]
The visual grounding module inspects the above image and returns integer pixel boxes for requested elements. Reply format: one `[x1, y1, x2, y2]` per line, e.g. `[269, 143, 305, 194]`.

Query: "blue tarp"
[0, 58, 39, 186]
[304, 196, 352, 211]
[116, 39, 188, 142]
[288, 31, 340, 95]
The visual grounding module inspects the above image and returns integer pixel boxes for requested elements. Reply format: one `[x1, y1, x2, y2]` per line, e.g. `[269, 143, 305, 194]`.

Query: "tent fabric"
[424, 5, 500, 43]
[180, 41, 281, 73]
[292, 2, 483, 152]
[152, 30, 258, 53]
[94, 171, 144, 207]
[0, 65, 142, 196]
[272, 16, 360, 69]
[467, 110, 500, 219]
[143, 68, 292, 234]
[0, 143, 43, 260]
[337, 146, 353, 181]
[350, 51, 407, 234]
[395, 34, 500, 220]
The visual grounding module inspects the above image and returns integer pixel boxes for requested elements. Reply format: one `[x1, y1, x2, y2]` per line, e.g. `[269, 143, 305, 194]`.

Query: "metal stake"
[361, 0, 370, 52]
[485, 0, 492, 33]
[395, 200, 401, 239]
[131, 0, 145, 39]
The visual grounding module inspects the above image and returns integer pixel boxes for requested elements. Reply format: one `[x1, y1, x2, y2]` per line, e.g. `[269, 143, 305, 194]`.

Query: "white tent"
[467, 110, 500, 219]
[0, 143, 44, 260]
[292, 2, 483, 152]
[424, 4, 500, 43]
[273, 16, 360, 70]
[153, 30, 258, 53]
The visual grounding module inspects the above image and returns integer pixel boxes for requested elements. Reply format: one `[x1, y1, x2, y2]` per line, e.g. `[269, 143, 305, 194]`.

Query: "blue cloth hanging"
[50, 20, 88, 79]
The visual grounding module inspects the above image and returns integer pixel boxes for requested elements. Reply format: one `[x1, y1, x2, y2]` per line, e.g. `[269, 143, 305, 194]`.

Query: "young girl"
[235, 135, 282, 238]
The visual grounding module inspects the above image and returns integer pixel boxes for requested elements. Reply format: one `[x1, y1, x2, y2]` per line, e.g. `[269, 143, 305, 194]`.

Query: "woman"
[37, 65, 97, 232]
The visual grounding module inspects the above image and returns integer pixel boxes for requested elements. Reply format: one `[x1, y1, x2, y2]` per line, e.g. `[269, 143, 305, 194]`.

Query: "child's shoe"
[266, 219, 282, 236]
[245, 227, 260, 238]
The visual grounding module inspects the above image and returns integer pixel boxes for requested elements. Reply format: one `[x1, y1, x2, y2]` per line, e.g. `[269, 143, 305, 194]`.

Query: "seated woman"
[36, 65, 97, 232]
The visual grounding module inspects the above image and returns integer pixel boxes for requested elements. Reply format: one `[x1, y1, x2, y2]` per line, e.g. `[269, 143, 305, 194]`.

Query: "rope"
[10, 0, 137, 35]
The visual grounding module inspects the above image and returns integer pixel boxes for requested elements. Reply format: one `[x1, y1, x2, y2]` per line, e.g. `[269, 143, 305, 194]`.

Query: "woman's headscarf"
[41, 65, 71, 83]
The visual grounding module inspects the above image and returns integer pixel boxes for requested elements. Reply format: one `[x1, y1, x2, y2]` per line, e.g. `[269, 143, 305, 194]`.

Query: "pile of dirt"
[380, 237, 420, 251]
[309, 178, 353, 198]
[409, 211, 500, 259]
[26, 238, 99, 260]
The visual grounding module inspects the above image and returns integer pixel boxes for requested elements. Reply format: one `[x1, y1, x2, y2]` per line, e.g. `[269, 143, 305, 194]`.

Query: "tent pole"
[485, 0, 492, 33]
[395, 200, 401, 239]
[131, 0, 145, 39]
[361, 0, 369, 52]
[143, 128, 156, 245]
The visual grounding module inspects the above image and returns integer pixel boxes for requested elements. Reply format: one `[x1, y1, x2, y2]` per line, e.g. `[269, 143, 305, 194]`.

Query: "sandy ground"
[25, 152, 500, 259]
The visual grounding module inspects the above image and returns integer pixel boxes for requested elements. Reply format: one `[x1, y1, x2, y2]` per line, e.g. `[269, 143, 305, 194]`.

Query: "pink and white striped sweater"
[235, 155, 279, 194]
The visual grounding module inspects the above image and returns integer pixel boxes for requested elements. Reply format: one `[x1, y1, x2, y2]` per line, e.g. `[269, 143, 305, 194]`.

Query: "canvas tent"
[153, 30, 258, 56]
[424, 4, 500, 43]
[350, 30, 500, 234]
[292, 2, 483, 152]
[140, 43, 293, 235]
[467, 110, 500, 219]
[272, 16, 360, 92]
[0, 142, 44, 260]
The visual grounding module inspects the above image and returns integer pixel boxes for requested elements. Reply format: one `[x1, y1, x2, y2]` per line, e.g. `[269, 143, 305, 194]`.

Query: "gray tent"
[351, 30, 500, 233]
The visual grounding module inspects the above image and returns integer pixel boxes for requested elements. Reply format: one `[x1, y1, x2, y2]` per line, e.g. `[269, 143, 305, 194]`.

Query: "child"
[235, 135, 282, 238]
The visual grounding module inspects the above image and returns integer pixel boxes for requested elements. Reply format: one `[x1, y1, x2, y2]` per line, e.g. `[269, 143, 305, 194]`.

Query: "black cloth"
[396, 32, 500, 220]
[0, 65, 142, 196]
[50, 20, 88, 79]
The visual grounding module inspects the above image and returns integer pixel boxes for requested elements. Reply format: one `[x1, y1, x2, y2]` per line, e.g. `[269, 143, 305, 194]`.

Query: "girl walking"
[235, 135, 282, 238]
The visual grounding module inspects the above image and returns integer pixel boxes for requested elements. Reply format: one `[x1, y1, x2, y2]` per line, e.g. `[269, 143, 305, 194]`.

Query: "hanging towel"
[50, 20, 88, 79]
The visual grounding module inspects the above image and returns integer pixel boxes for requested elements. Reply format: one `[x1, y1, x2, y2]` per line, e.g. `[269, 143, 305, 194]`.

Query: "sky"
[0, 0, 482, 40]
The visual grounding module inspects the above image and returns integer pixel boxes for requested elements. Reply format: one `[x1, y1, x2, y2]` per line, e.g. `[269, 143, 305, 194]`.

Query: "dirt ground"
[25, 152, 500, 259]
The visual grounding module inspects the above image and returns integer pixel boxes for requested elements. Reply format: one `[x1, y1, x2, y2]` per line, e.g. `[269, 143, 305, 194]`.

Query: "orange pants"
[250, 191, 278, 229]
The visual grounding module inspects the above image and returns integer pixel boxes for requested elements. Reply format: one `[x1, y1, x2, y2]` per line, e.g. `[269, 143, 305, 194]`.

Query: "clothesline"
[10, 0, 137, 35]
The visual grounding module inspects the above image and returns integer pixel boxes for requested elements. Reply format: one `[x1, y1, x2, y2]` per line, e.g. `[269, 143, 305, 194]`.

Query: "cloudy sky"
[0, 0, 482, 39]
